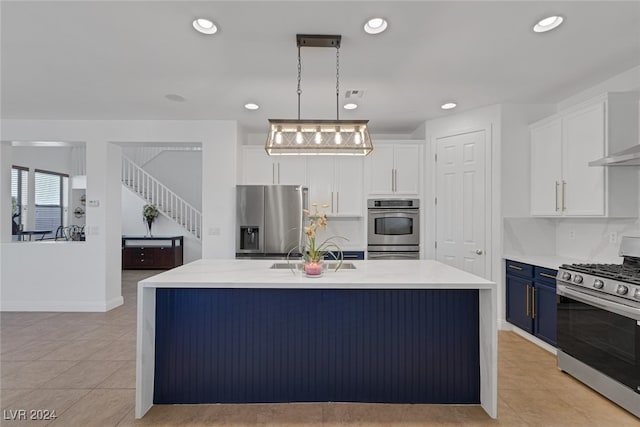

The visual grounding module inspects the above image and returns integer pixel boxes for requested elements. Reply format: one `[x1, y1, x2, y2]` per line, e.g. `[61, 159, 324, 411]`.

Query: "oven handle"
[368, 252, 419, 259]
[557, 284, 640, 321]
[368, 209, 419, 215]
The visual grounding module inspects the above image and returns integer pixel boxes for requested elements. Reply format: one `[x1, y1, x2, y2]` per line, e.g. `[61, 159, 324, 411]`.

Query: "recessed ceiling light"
[441, 102, 457, 110]
[165, 94, 186, 102]
[192, 18, 218, 35]
[343, 103, 358, 110]
[364, 18, 388, 35]
[244, 103, 259, 110]
[533, 15, 564, 33]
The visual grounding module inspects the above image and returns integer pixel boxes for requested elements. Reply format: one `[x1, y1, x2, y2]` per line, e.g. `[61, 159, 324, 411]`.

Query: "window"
[11, 166, 28, 238]
[34, 169, 68, 239]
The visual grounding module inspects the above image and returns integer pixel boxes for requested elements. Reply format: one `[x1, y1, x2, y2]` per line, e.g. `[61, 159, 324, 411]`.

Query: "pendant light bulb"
[296, 127, 303, 144]
[275, 126, 283, 144]
[354, 127, 362, 145]
[335, 128, 342, 145]
[315, 127, 322, 144]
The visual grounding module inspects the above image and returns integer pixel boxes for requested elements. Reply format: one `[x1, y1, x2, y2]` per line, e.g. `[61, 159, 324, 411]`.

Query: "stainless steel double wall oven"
[367, 198, 420, 259]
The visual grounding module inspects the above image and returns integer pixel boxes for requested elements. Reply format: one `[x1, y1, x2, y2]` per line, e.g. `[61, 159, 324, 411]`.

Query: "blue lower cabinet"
[154, 288, 480, 405]
[506, 275, 533, 333]
[533, 282, 557, 346]
[505, 260, 557, 346]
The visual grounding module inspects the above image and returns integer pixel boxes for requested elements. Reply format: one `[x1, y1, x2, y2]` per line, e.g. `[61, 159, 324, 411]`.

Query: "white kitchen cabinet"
[366, 141, 422, 196]
[241, 146, 307, 185]
[530, 92, 638, 218]
[562, 103, 606, 216]
[530, 119, 563, 216]
[307, 157, 364, 216]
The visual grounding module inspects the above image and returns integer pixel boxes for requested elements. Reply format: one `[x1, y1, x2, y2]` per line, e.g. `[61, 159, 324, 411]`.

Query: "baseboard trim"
[508, 324, 557, 355]
[1, 295, 124, 312]
[105, 296, 124, 311]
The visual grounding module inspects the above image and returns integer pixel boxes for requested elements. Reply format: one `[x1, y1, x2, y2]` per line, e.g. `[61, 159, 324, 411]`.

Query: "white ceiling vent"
[345, 90, 364, 99]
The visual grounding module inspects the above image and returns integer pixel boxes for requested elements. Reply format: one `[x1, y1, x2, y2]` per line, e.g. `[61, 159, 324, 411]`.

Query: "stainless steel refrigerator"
[236, 185, 309, 258]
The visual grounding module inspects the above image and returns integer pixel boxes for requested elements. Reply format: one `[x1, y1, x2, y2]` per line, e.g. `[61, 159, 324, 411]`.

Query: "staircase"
[121, 155, 201, 240]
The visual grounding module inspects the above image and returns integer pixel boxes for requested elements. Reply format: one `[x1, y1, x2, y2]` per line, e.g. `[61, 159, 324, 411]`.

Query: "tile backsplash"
[555, 218, 640, 262]
[504, 216, 640, 263]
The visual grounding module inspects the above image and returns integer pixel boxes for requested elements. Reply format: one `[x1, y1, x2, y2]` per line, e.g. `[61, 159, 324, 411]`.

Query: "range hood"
[589, 145, 640, 166]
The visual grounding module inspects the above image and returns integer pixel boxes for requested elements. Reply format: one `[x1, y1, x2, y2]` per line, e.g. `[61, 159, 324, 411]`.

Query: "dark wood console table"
[122, 236, 184, 270]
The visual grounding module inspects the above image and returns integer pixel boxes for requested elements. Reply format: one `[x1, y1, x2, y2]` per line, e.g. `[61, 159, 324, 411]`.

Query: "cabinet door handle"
[555, 181, 559, 211]
[526, 284, 530, 317]
[336, 192, 339, 213]
[562, 180, 566, 211]
[394, 169, 398, 192]
[391, 169, 395, 192]
[272, 163, 275, 184]
[540, 272, 556, 279]
[508, 264, 523, 271]
[331, 191, 334, 213]
[531, 288, 536, 319]
[278, 163, 281, 184]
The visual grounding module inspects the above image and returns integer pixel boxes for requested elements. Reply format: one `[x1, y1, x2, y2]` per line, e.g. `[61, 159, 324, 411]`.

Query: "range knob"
[562, 272, 572, 281]
[593, 279, 604, 289]
[573, 275, 583, 284]
[616, 285, 629, 296]
[635, 289, 640, 300]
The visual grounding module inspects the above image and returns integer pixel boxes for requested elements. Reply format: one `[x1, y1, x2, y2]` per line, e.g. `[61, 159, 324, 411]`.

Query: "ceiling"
[2, 1, 639, 134]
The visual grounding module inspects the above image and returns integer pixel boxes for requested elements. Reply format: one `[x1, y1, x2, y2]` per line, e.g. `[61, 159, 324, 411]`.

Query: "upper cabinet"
[530, 93, 639, 218]
[240, 147, 307, 185]
[365, 141, 422, 196]
[307, 157, 364, 217]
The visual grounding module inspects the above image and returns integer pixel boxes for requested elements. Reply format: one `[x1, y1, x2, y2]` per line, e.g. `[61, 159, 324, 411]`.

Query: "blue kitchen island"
[135, 259, 497, 418]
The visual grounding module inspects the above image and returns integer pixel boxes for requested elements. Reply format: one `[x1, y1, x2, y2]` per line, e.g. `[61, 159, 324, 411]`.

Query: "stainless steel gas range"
[556, 236, 640, 418]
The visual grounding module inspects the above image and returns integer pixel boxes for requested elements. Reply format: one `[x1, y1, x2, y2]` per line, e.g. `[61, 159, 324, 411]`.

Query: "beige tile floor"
[1, 270, 638, 426]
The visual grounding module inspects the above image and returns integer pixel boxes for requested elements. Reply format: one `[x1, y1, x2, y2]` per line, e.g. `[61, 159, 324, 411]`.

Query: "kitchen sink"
[270, 262, 357, 270]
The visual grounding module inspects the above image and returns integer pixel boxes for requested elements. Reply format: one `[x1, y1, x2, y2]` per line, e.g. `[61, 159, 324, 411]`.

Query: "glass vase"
[304, 260, 324, 277]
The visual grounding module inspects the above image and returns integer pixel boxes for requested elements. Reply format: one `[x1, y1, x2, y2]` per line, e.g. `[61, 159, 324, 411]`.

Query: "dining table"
[18, 230, 52, 241]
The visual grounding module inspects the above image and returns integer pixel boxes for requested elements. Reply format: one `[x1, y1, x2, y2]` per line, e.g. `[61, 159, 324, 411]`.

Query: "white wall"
[202, 123, 238, 259]
[11, 146, 72, 172]
[556, 65, 640, 111]
[1, 119, 237, 312]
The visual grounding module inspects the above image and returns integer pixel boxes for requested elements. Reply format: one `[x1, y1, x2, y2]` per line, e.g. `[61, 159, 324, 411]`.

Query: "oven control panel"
[557, 269, 640, 303]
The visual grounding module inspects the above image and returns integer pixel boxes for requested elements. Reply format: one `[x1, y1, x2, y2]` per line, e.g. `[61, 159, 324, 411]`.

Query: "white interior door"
[436, 130, 486, 277]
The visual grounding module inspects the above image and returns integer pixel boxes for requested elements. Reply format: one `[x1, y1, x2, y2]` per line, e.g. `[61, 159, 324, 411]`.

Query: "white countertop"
[139, 259, 495, 290]
[503, 254, 591, 270]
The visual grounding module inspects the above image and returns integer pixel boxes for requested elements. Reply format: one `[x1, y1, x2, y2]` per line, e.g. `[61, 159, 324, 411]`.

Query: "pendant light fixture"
[265, 34, 373, 156]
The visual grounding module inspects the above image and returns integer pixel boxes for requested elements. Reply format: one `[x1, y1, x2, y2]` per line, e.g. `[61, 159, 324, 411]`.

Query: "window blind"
[11, 166, 28, 237]
[34, 170, 67, 238]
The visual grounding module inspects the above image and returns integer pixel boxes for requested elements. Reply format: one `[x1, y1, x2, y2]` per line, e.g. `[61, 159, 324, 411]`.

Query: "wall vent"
[345, 90, 364, 99]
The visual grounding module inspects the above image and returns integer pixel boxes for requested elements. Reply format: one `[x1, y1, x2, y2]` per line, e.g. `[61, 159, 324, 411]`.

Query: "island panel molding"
[153, 288, 480, 404]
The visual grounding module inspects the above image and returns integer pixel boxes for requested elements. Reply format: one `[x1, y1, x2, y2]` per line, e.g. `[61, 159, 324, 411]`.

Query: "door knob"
[475, 249, 483, 255]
